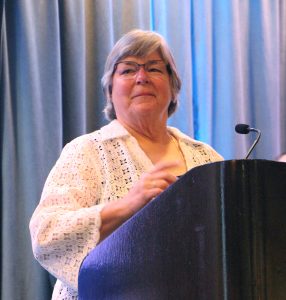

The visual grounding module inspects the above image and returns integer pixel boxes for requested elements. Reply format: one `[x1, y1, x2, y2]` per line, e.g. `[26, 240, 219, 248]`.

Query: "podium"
[78, 160, 286, 299]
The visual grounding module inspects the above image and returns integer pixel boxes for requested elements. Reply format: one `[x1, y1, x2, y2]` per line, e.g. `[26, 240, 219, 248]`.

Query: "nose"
[135, 67, 150, 84]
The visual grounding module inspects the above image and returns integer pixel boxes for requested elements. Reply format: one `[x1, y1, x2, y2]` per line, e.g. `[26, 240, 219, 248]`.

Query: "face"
[110, 51, 172, 126]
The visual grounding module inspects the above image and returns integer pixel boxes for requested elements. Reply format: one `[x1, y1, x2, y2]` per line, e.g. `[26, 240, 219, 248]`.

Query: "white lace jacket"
[29, 120, 223, 299]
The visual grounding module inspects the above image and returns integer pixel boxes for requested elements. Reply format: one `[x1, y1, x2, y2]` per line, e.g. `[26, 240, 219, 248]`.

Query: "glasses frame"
[113, 60, 168, 79]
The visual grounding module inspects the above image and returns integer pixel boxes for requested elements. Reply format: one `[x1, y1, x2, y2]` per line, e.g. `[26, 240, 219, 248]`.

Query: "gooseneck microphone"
[235, 124, 261, 159]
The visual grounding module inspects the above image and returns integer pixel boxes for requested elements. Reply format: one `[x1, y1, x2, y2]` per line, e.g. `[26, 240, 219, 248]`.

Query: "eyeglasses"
[114, 60, 168, 79]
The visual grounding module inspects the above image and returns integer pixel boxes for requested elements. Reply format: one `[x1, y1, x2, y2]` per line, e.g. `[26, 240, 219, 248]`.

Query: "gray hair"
[101, 29, 182, 121]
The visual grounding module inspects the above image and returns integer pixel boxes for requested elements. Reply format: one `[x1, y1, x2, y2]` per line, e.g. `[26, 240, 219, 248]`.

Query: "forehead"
[122, 51, 162, 63]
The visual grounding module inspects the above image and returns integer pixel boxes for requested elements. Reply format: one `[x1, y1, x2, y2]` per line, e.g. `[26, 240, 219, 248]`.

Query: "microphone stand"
[245, 128, 261, 159]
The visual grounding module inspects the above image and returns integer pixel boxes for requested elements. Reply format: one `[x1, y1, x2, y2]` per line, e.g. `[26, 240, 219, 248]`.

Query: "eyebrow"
[117, 60, 164, 64]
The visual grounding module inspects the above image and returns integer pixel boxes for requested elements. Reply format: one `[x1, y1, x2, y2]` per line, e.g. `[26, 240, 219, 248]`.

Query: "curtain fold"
[1, 1, 285, 299]
[279, 0, 286, 151]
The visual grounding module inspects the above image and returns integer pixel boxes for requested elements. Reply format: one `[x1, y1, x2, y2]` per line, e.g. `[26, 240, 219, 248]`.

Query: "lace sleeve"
[29, 138, 104, 291]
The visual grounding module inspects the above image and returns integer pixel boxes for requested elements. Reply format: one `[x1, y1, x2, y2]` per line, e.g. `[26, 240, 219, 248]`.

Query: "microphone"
[235, 124, 261, 159]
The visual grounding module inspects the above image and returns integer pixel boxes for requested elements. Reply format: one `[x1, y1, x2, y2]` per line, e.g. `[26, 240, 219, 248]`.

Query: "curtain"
[1, 0, 285, 299]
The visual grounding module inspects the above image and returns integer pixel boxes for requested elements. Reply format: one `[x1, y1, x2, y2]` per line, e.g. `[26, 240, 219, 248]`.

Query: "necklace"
[169, 134, 187, 171]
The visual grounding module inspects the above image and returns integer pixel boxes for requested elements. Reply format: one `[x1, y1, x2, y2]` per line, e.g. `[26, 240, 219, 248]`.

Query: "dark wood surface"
[78, 160, 286, 300]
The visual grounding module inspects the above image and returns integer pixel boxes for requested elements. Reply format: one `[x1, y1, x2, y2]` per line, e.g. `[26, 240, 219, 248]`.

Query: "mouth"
[132, 93, 155, 99]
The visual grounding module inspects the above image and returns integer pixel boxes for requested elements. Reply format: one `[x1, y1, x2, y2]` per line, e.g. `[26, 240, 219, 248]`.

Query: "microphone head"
[235, 123, 250, 134]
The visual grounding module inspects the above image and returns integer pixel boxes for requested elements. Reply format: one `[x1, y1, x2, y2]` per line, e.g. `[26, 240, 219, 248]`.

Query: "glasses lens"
[145, 61, 166, 74]
[115, 60, 167, 79]
[116, 62, 138, 78]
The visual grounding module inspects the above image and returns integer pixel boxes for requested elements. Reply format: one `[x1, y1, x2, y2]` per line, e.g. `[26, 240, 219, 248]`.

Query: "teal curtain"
[1, 0, 285, 299]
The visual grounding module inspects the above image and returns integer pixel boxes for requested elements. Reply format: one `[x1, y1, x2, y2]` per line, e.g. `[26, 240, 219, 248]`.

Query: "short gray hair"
[101, 29, 181, 121]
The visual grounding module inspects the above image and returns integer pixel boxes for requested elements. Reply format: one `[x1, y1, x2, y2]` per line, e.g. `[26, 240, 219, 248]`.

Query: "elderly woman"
[30, 29, 223, 299]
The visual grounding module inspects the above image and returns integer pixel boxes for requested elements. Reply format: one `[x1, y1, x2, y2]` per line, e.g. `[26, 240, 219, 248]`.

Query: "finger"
[143, 172, 176, 189]
[150, 170, 178, 184]
[150, 160, 181, 173]
[150, 178, 170, 190]
[148, 161, 180, 183]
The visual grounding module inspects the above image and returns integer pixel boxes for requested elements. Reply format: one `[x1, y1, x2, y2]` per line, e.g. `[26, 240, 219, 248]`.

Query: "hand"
[123, 161, 179, 214]
[99, 161, 180, 242]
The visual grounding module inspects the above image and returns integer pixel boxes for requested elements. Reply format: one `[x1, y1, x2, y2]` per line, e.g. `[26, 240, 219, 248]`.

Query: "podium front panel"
[78, 160, 286, 300]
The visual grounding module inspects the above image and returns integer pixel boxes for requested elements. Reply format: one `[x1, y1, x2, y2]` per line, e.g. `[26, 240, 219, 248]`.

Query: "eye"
[116, 63, 137, 76]
[148, 67, 163, 73]
[146, 62, 166, 74]
[120, 68, 136, 75]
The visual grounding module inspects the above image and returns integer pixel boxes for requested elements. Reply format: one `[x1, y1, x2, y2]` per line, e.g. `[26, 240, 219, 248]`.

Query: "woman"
[30, 29, 223, 299]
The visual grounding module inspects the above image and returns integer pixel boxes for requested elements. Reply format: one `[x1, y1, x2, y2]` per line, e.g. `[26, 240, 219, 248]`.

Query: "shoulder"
[62, 120, 129, 152]
[168, 126, 224, 161]
[167, 126, 206, 148]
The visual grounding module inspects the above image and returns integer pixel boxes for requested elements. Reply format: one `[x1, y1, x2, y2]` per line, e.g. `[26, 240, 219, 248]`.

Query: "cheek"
[156, 79, 172, 96]
[158, 80, 172, 100]
[111, 81, 133, 112]
[111, 80, 131, 98]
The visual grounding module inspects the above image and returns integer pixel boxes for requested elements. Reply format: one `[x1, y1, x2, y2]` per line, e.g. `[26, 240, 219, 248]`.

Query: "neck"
[118, 118, 170, 143]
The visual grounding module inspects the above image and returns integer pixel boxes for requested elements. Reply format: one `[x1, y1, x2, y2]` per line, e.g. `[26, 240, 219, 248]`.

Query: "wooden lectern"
[78, 160, 286, 300]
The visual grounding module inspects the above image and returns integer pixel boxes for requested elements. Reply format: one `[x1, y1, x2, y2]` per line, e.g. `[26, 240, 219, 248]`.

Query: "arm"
[30, 137, 178, 290]
[99, 161, 179, 241]
[29, 139, 104, 291]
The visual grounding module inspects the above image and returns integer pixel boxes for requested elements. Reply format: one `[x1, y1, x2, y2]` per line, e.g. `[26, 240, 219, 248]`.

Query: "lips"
[132, 92, 155, 99]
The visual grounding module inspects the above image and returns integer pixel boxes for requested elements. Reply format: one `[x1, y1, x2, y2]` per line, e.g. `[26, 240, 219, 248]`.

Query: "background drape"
[1, 0, 285, 299]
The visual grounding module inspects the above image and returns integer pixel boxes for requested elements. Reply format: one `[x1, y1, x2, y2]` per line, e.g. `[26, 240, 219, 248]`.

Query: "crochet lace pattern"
[29, 120, 223, 299]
